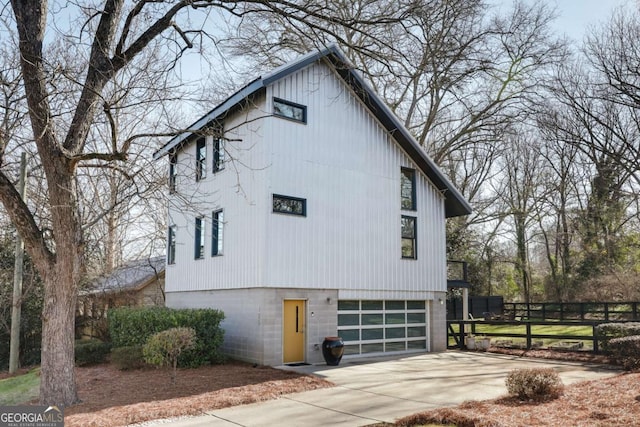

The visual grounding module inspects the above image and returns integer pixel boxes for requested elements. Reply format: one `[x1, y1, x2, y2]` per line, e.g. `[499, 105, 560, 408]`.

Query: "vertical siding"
[264, 62, 447, 295]
[165, 95, 270, 292]
[166, 60, 449, 296]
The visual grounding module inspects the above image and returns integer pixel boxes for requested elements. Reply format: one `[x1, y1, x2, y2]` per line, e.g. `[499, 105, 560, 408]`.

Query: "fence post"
[580, 303, 585, 321]
[458, 321, 465, 350]
[593, 324, 599, 353]
[526, 323, 532, 350]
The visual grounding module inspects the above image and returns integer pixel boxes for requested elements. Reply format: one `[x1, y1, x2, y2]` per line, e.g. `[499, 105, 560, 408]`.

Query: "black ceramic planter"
[322, 336, 344, 366]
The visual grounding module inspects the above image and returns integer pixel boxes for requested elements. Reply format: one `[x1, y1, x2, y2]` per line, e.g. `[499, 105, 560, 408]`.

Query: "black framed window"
[273, 194, 306, 216]
[167, 225, 176, 265]
[169, 152, 177, 193]
[211, 209, 224, 256]
[194, 216, 205, 259]
[195, 137, 206, 181]
[401, 216, 417, 259]
[213, 138, 225, 173]
[273, 98, 307, 123]
[401, 168, 416, 210]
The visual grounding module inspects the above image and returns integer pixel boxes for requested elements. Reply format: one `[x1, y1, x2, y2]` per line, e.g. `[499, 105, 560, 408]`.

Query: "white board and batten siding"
[166, 60, 447, 298]
[263, 61, 448, 298]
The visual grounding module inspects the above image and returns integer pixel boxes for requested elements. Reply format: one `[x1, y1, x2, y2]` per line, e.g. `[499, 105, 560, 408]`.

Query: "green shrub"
[110, 346, 146, 370]
[596, 323, 640, 352]
[75, 339, 111, 366]
[608, 335, 640, 370]
[108, 307, 225, 367]
[505, 368, 563, 400]
[143, 327, 196, 385]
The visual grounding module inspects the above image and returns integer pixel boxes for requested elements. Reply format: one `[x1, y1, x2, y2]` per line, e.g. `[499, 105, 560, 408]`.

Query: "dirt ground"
[64, 362, 332, 427]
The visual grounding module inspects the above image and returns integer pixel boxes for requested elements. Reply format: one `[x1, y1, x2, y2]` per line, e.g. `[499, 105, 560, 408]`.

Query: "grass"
[448, 322, 595, 349]
[0, 368, 40, 405]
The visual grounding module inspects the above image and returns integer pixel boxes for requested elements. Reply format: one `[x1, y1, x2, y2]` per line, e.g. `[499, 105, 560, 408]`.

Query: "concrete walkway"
[141, 351, 619, 427]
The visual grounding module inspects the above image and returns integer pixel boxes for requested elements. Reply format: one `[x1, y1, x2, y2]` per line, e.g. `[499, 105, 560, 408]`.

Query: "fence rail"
[503, 302, 640, 322]
[447, 320, 603, 353]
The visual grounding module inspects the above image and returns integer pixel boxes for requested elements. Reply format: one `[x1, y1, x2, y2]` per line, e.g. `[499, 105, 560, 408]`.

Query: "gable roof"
[83, 256, 165, 295]
[154, 45, 472, 218]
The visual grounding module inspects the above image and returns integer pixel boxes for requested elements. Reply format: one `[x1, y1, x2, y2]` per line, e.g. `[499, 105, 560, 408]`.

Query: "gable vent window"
[213, 138, 225, 173]
[273, 98, 307, 123]
[195, 137, 206, 181]
[401, 168, 416, 210]
[194, 216, 205, 259]
[273, 194, 306, 216]
[401, 215, 417, 259]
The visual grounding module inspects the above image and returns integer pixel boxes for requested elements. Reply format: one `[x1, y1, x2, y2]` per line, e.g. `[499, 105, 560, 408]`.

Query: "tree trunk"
[40, 269, 79, 406]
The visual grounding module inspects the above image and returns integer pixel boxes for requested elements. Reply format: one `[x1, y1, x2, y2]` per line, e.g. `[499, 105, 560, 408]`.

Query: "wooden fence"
[447, 320, 603, 353]
[503, 302, 640, 322]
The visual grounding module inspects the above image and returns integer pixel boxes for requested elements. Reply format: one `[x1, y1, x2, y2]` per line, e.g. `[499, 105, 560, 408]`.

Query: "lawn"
[0, 368, 40, 405]
[448, 322, 595, 349]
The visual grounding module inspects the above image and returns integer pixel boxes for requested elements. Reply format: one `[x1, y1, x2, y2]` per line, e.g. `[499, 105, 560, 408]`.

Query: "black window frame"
[167, 225, 176, 265]
[273, 194, 307, 216]
[211, 209, 224, 256]
[401, 167, 416, 210]
[273, 98, 307, 123]
[213, 138, 225, 173]
[194, 216, 205, 259]
[401, 215, 417, 259]
[195, 137, 206, 181]
[169, 152, 177, 193]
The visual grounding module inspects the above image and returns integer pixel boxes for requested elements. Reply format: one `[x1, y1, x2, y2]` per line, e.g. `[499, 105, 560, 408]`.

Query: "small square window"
[273, 194, 306, 216]
[401, 216, 417, 259]
[273, 98, 307, 123]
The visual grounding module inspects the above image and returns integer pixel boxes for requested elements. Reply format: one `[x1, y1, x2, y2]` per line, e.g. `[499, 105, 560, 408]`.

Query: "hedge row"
[608, 335, 640, 371]
[595, 322, 640, 352]
[108, 307, 225, 367]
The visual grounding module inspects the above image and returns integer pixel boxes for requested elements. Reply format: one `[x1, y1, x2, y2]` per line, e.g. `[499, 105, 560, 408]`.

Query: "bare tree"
[0, 0, 417, 407]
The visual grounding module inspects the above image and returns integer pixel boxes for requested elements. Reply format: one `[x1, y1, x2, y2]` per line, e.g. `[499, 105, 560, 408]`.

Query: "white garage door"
[337, 300, 428, 356]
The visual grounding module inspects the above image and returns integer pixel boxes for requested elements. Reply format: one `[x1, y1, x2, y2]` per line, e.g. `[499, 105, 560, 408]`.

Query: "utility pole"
[9, 152, 27, 374]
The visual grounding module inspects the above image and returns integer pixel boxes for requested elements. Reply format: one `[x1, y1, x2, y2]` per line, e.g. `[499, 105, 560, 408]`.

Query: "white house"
[154, 45, 471, 366]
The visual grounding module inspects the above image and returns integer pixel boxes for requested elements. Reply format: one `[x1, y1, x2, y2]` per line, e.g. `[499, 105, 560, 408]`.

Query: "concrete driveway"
[141, 351, 618, 427]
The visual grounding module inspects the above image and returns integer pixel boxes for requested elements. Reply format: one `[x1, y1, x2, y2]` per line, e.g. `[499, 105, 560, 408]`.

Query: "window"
[194, 217, 205, 259]
[273, 98, 306, 123]
[211, 209, 224, 256]
[401, 216, 417, 259]
[213, 138, 225, 173]
[273, 194, 306, 216]
[167, 226, 176, 265]
[401, 168, 416, 210]
[195, 137, 206, 181]
[169, 152, 177, 193]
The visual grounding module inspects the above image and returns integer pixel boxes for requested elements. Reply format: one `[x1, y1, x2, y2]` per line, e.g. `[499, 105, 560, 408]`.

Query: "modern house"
[154, 45, 471, 366]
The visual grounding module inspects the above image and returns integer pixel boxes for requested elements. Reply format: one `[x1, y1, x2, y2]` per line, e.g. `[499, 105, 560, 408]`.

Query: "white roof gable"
[154, 44, 471, 218]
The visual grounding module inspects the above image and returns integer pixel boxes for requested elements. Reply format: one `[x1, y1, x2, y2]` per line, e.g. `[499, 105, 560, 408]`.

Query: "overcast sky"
[504, 0, 632, 42]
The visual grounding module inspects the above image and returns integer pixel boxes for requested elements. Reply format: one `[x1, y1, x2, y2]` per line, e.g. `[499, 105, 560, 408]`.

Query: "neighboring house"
[154, 45, 471, 366]
[76, 256, 165, 339]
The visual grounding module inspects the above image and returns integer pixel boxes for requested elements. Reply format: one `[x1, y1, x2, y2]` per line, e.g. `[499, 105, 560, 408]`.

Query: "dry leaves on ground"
[64, 362, 332, 427]
[393, 372, 640, 427]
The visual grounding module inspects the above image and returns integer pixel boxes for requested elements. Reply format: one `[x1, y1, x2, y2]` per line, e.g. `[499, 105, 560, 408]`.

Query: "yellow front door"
[283, 300, 305, 363]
